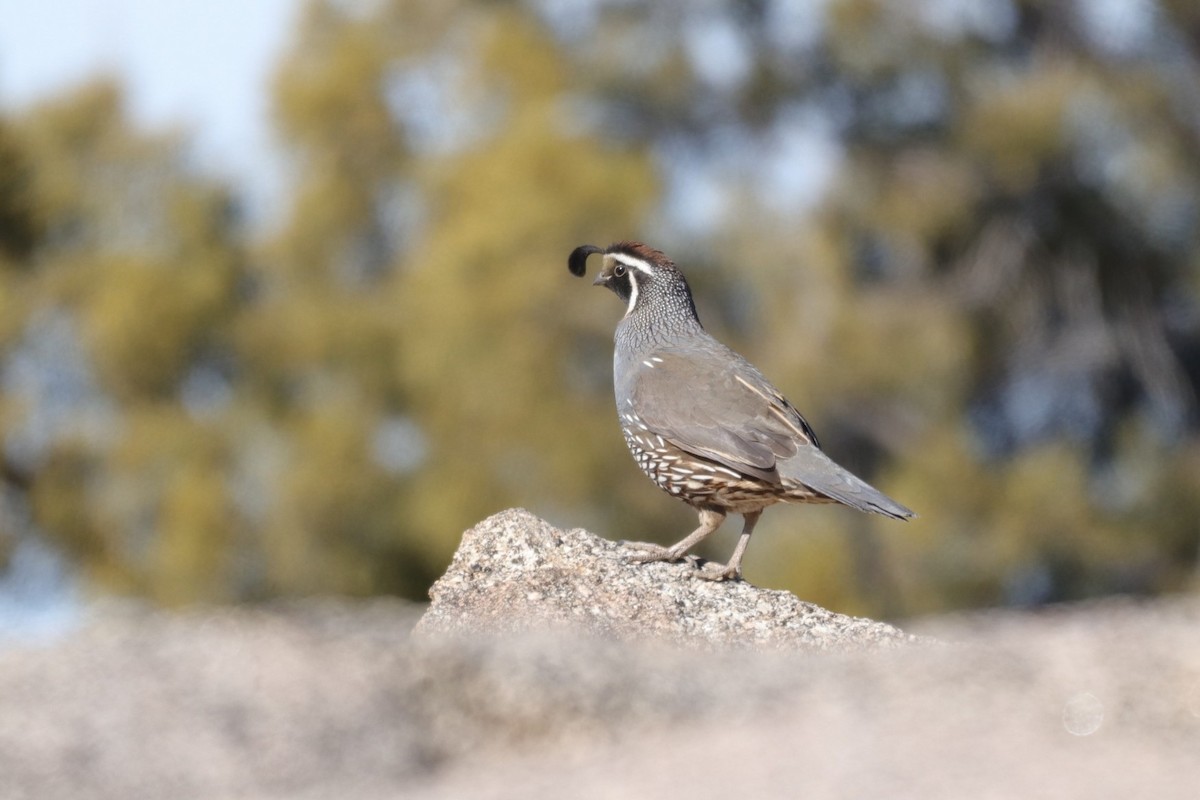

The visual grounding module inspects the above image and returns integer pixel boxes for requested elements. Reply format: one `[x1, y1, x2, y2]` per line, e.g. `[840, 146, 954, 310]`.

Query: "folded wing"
[628, 346, 817, 484]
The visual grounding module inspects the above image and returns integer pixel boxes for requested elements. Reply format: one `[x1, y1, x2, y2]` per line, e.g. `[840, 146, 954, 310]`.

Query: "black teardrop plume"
[568, 245, 604, 277]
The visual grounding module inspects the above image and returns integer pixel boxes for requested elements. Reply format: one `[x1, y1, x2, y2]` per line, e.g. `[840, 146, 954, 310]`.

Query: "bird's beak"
[592, 273, 607, 287]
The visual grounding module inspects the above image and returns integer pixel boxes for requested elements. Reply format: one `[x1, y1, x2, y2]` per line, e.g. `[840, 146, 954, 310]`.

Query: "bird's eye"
[614, 264, 627, 278]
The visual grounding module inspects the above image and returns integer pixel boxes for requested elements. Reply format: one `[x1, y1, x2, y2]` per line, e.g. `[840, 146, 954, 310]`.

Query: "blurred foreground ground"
[1, 593, 1196, 800]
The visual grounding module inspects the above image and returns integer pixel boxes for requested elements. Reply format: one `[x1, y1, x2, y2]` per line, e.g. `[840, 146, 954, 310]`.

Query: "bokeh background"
[0, 0, 1198, 634]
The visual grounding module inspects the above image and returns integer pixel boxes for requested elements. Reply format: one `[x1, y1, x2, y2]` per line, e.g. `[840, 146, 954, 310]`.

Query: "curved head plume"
[568, 244, 604, 277]
[566, 241, 698, 325]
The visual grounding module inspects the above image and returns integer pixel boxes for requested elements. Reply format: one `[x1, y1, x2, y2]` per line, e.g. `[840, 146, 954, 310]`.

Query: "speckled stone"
[414, 507, 922, 650]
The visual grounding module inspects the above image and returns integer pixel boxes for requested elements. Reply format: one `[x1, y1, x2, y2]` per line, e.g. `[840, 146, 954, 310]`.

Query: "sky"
[0, 0, 300, 217]
[0, 0, 1160, 220]
[0, 0, 847, 234]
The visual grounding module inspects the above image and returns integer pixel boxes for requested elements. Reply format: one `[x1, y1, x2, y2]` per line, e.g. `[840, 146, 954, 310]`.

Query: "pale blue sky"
[0, 0, 300, 215]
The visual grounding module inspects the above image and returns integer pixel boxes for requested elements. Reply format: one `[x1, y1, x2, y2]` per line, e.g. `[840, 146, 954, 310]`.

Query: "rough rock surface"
[1, 509, 1198, 800]
[415, 507, 921, 649]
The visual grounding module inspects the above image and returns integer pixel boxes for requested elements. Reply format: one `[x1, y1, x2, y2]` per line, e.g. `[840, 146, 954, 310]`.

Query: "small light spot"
[1062, 692, 1104, 736]
[371, 416, 428, 475]
[643, 360, 655, 368]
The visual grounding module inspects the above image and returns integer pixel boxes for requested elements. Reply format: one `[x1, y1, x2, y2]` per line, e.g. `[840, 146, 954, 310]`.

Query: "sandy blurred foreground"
[0, 594, 1196, 800]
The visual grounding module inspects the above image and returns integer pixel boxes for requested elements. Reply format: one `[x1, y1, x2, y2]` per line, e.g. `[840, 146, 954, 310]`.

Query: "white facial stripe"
[606, 253, 650, 318]
[623, 272, 639, 318]
[609, 253, 654, 276]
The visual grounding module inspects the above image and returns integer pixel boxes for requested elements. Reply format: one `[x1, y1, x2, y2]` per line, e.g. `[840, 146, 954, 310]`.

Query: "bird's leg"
[696, 510, 762, 582]
[623, 507, 726, 566]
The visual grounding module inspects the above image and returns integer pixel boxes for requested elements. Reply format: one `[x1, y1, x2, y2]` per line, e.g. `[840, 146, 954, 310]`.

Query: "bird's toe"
[693, 561, 742, 582]
[620, 540, 692, 565]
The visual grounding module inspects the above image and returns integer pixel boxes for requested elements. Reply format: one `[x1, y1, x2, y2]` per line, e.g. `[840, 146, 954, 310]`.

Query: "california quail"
[569, 241, 914, 581]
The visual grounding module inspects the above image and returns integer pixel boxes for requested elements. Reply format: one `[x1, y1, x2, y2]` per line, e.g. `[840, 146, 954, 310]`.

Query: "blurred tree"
[248, 0, 658, 593]
[2, 0, 1197, 616]
[820, 0, 1200, 609]
[386, 6, 657, 558]
[0, 121, 41, 269]
[1, 82, 247, 602]
[552, 0, 1200, 611]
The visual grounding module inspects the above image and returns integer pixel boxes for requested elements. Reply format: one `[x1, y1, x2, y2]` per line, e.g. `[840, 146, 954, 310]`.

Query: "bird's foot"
[620, 541, 739, 580]
[620, 540, 678, 563]
[620, 540, 691, 565]
[693, 561, 742, 582]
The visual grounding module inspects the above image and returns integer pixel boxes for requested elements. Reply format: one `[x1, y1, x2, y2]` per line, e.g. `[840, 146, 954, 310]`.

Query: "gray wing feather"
[626, 342, 914, 520]
[627, 345, 817, 484]
[779, 446, 915, 520]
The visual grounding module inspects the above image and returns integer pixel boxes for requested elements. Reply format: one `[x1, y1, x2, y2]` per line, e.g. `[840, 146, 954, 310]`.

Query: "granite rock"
[414, 507, 921, 649]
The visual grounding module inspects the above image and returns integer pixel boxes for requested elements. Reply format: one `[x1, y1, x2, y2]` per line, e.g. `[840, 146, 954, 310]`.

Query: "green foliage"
[0, 121, 42, 266]
[388, 8, 657, 553]
[0, 81, 248, 604]
[0, 0, 1197, 616]
[82, 255, 230, 401]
